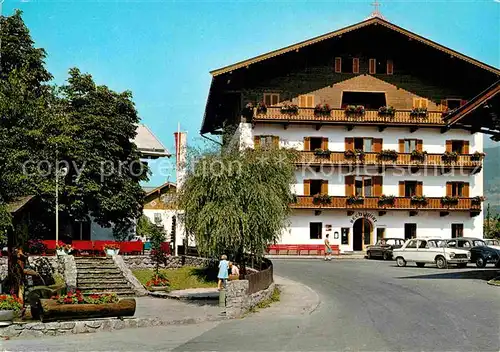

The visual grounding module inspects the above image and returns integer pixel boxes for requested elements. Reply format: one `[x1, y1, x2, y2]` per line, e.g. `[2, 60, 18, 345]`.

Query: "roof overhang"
[444, 81, 500, 138]
[210, 17, 500, 78]
[7, 195, 35, 214]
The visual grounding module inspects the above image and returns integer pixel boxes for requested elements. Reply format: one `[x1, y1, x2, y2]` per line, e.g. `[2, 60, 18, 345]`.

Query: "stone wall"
[113, 255, 148, 296]
[0, 257, 7, 281]
[123, 255, 212, 270]
[225, 280, 276, 318]
[0, 256, 64, 284]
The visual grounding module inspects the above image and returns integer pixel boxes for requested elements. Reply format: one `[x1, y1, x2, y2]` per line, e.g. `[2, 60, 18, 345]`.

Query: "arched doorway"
[353, 218, 373, 251]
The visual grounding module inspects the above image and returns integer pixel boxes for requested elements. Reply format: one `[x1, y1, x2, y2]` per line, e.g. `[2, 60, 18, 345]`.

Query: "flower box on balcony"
[410, 195, 428, 206]
[378, 106, 396, 117]
[442, 151, 458, 163]
[313, 149, 332, 158]
[441, 196, 459, 206]
[378, 195, 395, 206]
[256, 102, 267, 115]
[347, 196, 364, 205]
[345, 105, 365, 116]
[344, 149, 365, 161]
[377, 149, 398, 162]
[280, 104, 299, 115]
[471, 196, 485, 206]
[314, 104, 332, 117]
[411, 150, 427, 163]
[410, 107, 428, 118]
[313, 194, 332, 205]
[471, 151, 485, 161]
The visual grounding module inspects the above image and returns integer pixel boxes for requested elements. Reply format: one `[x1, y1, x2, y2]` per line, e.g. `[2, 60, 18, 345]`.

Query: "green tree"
[136, 215, 166, 277]
[178, 147, 297, 273]
[0, 11, 149, 241]
[0, 10, 53, 234]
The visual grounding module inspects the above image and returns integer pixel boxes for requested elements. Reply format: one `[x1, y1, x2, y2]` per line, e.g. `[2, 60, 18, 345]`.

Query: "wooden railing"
[253, 107, 446, 125]
[292, 196, 481, 211]
[297, 151, 483, 168]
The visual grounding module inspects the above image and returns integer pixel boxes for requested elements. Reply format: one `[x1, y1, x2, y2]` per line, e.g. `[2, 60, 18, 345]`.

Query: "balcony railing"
[292, 196, 481, 211]
[253, 107, 446, 125]
[297, 151, 483, 168]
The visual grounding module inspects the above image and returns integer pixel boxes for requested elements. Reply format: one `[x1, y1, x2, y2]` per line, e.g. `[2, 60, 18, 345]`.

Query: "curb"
[149, 291, 219, 301]
[273, 275, 321, 316]
[0, 314, 227, 340]
[267, 255, 366, 260]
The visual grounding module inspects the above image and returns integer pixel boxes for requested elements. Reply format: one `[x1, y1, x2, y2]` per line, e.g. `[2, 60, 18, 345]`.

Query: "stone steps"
[75, 257, 136, 296]
[79, 287, 136, 296]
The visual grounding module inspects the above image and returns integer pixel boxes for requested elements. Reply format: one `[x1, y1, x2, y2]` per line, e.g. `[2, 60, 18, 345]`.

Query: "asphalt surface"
[3, 260, 500, 352]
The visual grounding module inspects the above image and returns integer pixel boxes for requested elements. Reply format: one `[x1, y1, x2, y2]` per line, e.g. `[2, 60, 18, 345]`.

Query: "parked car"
[484, 239, 500, 250]
[366, 238, 405, 260]
[445, 237, 500, 268]
[393, 238, 470, 269]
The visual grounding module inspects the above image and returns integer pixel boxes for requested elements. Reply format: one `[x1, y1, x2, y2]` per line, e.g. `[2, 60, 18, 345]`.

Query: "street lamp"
[55, 164, 68, 244]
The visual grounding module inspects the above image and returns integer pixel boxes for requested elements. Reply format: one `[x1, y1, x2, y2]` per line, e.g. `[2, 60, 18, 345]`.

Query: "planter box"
[37, 298, 136, 322]
[105, 249, 120, 256]
[56, 249, 69, 256]
[0, 310, 14, 326]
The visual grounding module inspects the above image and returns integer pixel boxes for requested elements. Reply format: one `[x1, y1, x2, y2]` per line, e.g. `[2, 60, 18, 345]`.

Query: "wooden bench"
[267, 244, 340, 256]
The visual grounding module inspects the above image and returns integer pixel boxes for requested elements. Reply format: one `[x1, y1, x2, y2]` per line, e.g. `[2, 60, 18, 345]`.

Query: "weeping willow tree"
[178, 147, 297, 271]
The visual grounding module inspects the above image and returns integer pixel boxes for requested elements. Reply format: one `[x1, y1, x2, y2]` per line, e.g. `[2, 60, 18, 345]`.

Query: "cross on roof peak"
[368, 0, 386, 20]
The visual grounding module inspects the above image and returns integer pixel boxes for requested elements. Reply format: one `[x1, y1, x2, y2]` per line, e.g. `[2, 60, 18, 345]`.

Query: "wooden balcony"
[291, 196, 481, 211]
[253, 107, 446, 127]
[297, 151, 483, 169]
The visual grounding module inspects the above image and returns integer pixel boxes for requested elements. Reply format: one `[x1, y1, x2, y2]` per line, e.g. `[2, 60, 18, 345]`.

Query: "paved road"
[3, 260, 500, 351]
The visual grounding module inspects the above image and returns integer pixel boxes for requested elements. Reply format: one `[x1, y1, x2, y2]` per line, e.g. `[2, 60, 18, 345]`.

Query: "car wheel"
[475, 256, 486, 268]
[457, 263, 468, 268]
[383, 252, 390, 261]
[416, 262, 425, 268]
[367, 251, 372, 259]
[435, 256, 447, 269]
[396, 257, 406, 267]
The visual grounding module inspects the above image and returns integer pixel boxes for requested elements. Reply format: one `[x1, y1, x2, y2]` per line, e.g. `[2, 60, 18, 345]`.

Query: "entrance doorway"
[353, 218, 373, 251]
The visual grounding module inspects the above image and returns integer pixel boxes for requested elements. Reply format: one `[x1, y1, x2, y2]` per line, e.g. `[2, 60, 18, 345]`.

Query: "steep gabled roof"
[145, 182, 176, 197]
[210, 16, 500, 77]
[133, 124, 171, 158]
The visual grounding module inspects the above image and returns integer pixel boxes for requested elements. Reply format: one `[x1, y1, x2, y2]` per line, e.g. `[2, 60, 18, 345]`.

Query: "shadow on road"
[397, 269, 500, 281]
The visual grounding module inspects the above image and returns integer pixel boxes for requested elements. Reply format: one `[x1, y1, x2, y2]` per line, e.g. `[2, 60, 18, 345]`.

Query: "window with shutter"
[355, 176, 373, 197]
[352, 58, 360, 74]
[386, 60, 394, 75]
[412, 98, 428, 108]
[299, 95, 315, 108]
[373, 139, 383, 153]
[449, 182, 466, 197]
[335, 57, 342, 73]
[369, 58, 376, 74]
[404, 139, 418, 153]
[263, 93, 279, 106]
[345, 176, 354, 196]
[303, 179, 311, 196]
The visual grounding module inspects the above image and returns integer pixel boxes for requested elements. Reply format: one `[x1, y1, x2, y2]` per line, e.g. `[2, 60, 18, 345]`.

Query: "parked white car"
[393, 238, 470, 269]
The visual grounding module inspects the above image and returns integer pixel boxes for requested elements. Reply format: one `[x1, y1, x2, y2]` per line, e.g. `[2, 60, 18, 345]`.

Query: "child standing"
[217, 254, 229, 290]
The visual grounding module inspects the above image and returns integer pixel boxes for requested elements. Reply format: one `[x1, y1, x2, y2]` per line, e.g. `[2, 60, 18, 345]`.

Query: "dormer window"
[335, 57, 342, 73]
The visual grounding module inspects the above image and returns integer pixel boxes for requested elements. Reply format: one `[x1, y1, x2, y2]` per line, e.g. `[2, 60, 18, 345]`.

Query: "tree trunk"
[38, 298, 136, 322]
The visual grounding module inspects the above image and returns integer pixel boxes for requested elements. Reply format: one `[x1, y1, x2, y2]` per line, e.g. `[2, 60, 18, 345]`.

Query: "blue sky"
[4, 0, 499, 186]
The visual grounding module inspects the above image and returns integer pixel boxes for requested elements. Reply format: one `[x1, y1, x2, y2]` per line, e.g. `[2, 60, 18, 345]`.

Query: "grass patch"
[247, 287, 281, 314]
[487, 277, 500, 286]
[132, 266, 217, 291]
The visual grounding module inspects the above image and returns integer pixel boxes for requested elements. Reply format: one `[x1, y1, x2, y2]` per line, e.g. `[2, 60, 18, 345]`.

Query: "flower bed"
[33, 292, 135, 322]
[145, 273, 170, 292]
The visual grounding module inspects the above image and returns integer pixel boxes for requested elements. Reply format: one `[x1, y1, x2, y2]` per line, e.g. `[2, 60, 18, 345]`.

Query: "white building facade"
[201, 16, 498, 253]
